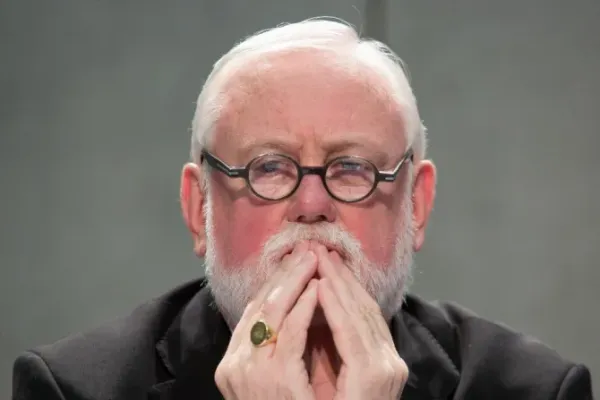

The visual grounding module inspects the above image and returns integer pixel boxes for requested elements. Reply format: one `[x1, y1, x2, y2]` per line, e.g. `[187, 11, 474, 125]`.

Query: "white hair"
[189, 17, 427, 164]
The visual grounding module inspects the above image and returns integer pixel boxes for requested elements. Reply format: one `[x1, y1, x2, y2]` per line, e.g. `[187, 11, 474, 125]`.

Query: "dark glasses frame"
[200, 148, 414, 203]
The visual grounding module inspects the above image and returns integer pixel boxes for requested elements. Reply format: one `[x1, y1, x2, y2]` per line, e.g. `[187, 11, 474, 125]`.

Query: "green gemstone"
[250, 321, 267, 345]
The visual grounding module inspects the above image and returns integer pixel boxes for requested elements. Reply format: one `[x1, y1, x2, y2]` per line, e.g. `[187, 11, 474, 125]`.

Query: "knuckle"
[260, 294, 279, 318]
[382, 361, 397, 380]
[394, 358, 409, 379]
[215, 341, 309, 398]
[359, 299, 377, 314]
[214, 363, 230, 388]
[351, 355, 405, 384]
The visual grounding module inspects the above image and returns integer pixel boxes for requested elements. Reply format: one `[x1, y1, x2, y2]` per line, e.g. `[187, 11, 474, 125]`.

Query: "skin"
[180, 50, 437, 399]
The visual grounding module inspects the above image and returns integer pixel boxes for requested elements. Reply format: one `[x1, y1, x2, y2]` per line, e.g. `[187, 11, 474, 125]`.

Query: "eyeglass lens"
[248, 154, 376, 201]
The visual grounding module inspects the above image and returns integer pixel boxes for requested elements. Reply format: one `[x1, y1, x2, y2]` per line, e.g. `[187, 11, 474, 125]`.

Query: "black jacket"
[12, 278, 594, 399]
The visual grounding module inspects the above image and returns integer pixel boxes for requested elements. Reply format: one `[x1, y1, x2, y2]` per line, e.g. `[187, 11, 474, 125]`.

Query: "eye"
[250, 155, 296, 180]
[327, 158, 375, 182]
[329, 159, 373, 174]
[338, 161, 365, 171]
[258, 160, 283, 173]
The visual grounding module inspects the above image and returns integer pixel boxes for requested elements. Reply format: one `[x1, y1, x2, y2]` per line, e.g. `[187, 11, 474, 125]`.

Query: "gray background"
[1, 0, 598, 396]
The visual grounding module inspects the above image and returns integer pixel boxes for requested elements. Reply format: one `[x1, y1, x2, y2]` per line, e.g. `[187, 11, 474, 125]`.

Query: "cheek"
[342, 208, 399, 268]
[212, 200, 286, 269]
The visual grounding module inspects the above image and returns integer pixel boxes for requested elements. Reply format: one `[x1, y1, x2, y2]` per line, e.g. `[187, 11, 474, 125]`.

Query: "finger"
[236, 250, 318, 352]
[229, 242, 313, 347]
[214, 364, 235, 399]
[330, 250, 379, 306]
[314, 245, 354, 312]
[317, 278, 366, 363]
[258, 249, 318, 331]
[252, 241, 311, 306]
[324, 250, 393, 343]
[318, 246, 381, 313]
[276, 279, 319, 356]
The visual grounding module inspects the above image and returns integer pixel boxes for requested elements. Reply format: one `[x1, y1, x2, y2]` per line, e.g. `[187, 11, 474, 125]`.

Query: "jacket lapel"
[149, 283, 230, 400]
[393, 298, 461, 399]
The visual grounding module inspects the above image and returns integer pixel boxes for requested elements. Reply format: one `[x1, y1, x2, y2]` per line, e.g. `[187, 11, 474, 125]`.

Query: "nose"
[286, 175, 336, 224]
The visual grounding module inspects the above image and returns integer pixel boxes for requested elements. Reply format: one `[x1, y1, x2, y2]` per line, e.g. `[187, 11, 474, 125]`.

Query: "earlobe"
[410, 160, 437, 252]
[180, 163, 207, 257]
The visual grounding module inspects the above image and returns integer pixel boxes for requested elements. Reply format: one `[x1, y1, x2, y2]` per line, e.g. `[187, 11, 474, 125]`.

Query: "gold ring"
[250, 319, 277, 347]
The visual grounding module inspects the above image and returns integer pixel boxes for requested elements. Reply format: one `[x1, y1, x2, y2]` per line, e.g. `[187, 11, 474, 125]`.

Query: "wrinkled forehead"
[211, 50, 408, 159]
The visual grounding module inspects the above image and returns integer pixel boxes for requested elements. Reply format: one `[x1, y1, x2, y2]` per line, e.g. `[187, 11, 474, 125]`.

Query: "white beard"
[203, 188, 415, 329]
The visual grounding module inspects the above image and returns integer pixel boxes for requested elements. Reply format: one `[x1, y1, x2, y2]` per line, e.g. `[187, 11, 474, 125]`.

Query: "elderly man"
[13, 18, 593, 400]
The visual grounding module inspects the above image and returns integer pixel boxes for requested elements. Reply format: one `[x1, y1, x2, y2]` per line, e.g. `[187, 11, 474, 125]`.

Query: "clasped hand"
[214, 241, 408, 400]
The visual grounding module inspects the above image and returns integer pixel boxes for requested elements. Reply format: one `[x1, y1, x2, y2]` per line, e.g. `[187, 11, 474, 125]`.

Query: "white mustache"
[258, 222, 365, 268]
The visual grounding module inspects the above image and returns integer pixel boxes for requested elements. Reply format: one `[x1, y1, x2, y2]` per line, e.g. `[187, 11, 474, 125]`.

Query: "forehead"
[212, 51, 407, 158]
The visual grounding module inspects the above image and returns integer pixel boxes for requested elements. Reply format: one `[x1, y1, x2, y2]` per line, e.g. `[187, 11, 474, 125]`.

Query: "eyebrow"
[238, 137, 303, 159]
[237, 132, 396, 165]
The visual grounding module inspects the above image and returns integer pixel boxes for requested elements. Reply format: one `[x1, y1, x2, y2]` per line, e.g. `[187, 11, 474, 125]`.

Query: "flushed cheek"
[344, 217, 398, 268]
[212, 204, 284, 270]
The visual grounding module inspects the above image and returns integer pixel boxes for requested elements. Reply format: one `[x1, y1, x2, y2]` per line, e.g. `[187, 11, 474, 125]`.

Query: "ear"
[180, 163, 207, 257]
[410, 160, 437, 252]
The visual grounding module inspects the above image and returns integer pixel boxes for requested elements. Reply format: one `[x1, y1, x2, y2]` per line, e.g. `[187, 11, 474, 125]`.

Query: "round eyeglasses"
[200, 148, 413, 203]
